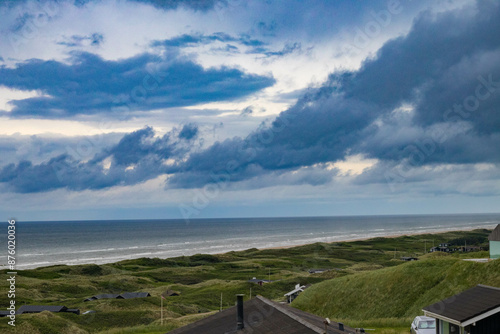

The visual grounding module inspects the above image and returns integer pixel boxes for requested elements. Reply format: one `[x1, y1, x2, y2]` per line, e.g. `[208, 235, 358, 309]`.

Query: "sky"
[0, 0, 499, 221]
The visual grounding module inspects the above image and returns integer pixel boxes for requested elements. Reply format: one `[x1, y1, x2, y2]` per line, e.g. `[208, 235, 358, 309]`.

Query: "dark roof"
[17, 305, 67, 314]
[489, 224, 500, 241]
[84, 294, 118, 301]
[121, 292, 151, 299]
[0, 311, 12, 317]
[95, 293, 120, 299]
[423, 285, 500, 325]
[247, 278, 272, 283]
[163, 290, 180, 297]
[167, 295, 356, 334]
[308, 269, 329, 273]
[85, 292, 150, 301]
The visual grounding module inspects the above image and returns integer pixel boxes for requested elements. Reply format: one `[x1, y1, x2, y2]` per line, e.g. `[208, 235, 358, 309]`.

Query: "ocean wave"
[3, 217, 498, 270]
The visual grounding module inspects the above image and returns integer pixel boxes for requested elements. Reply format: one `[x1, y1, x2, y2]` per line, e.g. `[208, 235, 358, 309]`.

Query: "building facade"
[488, 224, 500, 259]
[423, 285, 500, 334]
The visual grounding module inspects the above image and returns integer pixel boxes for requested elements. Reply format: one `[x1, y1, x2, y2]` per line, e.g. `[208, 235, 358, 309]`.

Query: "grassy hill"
[292, 255, 500, 332]
[0, 228, 493, 333]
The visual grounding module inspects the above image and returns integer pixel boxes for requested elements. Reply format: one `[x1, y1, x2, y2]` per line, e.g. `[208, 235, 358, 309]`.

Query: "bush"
[18, 270, 62, 279]
[78, 264, 103, 276]
[189, 254, 221, 264]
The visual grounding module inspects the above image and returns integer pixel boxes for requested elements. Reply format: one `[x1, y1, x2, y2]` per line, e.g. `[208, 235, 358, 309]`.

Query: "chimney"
[236, 294, 244, 330]
[339, 322, 344, 331]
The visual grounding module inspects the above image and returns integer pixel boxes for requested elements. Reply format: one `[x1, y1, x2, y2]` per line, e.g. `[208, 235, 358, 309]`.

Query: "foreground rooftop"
[423, 284, 500, 326]
[167, 295, 355, 334]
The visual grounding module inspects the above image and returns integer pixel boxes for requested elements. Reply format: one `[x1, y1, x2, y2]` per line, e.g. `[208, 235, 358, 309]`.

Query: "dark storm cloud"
[152, 32, 265, 49]
[178, 123, 198, 140]
[355, 114, 500, 166]
[0, 133, 123, 166]
[0, 51, 275, 118]
[167, 1, 500, 188]
[343, 0, 500, 164]
[154, 33, 301, 58]
[341, 0, 500, 132]
[0, 126, 193, 193]
[127, 0, 225, 11]
[2, 0, 500, 193]
[166, 86, 380, 188]
[0, 0, 225, 11]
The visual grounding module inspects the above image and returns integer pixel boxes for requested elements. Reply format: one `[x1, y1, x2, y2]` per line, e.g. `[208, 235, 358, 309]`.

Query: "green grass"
[0, 228, 493, 333]
[292, 256, 500, 331]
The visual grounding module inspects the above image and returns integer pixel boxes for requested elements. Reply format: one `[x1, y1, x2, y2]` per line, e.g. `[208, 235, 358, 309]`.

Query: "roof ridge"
[488, 224, 500, 241]
[477, 284, 500, 291]
[256, 295, 325, 334]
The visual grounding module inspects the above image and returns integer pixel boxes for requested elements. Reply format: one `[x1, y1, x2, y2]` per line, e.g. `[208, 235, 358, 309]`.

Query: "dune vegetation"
[292, 254, 500, 333]
[0, 228, 494, 334]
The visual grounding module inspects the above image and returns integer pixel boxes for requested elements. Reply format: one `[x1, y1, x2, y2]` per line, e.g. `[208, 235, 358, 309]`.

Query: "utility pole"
[161, 295, 163, 326]
[418, 239, 433, 255]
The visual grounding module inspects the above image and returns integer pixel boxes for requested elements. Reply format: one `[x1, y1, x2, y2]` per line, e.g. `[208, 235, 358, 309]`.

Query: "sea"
[1, 213, 499, 270]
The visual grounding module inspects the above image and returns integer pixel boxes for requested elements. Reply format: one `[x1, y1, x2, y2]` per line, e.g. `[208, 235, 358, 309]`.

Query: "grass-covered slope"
[292, 256, 500, 322]
[0, 229, 493, 333]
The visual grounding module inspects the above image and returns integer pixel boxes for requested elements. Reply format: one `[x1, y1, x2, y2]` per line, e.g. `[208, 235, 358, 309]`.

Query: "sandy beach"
[260, 224, 496, 251]
[5, 216, 498, 270]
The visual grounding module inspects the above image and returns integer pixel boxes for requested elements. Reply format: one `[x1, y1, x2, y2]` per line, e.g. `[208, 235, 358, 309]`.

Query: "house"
[84, 293, 120, 301]
[13, 305, 80, 315]
[400, 256, 418, 261]
[120, 292, 151, 299]
[162, 289, 180, 297]
[430, 243, 452, 253]
[167, 295, 356, 333]
[247, 277, 273, 286]
[284, 284, 308, 303]
[488, 224, 500, 259]
[308, 268, 329, 274]
[422, 284, 500, 334]
[458, 246, 482, 253]
[84, 292, 150, 302]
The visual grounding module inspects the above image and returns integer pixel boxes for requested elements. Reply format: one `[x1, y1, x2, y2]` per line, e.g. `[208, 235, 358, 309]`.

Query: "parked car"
[411, 316, 436, 334]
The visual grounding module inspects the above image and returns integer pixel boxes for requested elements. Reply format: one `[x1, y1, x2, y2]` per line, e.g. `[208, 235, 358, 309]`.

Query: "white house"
[284, 283, 307, 303]
[488, 224, 500, 259]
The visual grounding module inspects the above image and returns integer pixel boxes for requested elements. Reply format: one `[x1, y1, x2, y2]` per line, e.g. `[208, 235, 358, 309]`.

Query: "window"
[419, 320, 436, 329]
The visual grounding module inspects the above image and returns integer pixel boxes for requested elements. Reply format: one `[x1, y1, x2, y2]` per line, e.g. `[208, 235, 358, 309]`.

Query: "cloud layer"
[168, 1, 500, 188]
[0, 125, 199, 193]
[0, 51, 274, 118]
[0, 0, 499, 200]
